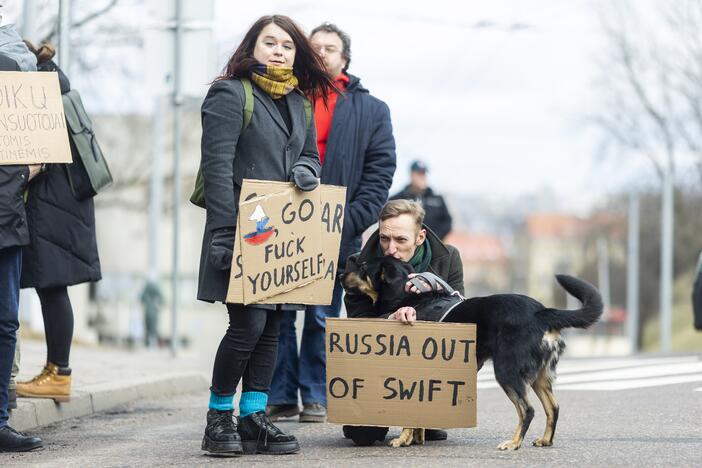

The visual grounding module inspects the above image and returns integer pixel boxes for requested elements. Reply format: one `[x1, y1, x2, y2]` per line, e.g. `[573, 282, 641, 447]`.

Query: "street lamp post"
[170, 0, 184, 356]
[626, 190, 640, 352]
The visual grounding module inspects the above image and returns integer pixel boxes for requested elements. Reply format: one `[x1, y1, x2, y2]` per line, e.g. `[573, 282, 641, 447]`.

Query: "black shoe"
[201, 409, 243, 456]
[342, 425, 389, 446]
[425, 429, 448, 441]
[299, 403, 326, 423]
[0, 426, 43, 452]
[8, 388, 17, 411]
[265, 404, 300, 422]
[238, 411, 300, 455]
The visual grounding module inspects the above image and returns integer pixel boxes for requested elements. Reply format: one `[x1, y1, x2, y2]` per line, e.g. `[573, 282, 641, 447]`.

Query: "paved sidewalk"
[8, 339, 210, 431]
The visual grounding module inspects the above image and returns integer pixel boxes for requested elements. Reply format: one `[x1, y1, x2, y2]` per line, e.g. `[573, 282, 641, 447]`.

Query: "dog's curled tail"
[537, 275, 604, 330]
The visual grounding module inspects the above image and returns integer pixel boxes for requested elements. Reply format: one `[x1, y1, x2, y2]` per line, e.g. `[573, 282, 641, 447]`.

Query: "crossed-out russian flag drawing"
[243, 204, 275, 245]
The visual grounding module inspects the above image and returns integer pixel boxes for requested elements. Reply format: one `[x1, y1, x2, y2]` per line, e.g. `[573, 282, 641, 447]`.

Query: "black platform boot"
[201, 409, 243, 456]
[238, 411, 300, 454]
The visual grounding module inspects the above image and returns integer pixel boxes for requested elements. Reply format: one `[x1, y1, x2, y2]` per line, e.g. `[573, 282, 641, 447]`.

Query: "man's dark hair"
[310, 22, 351, 73]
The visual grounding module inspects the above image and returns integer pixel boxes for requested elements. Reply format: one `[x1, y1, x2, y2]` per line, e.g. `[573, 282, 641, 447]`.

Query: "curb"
[8, 372, 208, 432]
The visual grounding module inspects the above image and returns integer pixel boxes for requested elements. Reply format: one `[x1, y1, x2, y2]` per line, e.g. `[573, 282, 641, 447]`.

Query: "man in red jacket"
[268, 22, 396, 423]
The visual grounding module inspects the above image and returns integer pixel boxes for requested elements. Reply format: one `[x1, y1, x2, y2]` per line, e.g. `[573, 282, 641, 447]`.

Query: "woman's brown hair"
[219, 15, 335, 103]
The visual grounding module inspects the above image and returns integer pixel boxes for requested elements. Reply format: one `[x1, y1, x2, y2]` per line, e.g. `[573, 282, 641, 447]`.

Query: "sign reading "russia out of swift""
[326, 318, 477, 429]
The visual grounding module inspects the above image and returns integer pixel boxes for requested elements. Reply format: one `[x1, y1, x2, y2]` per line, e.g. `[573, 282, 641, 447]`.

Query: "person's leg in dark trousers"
[204, 305, 298, 455]
[36, 287, 74, 368]
[0, 248, 21, 430]
[267, 310, 301, 419]
[240, 309, 283, 394]
[210, 305, 278, 396]
[0, 247, 42, 452]
[15, 286, 73, 402]
[299, 282, 343, 422]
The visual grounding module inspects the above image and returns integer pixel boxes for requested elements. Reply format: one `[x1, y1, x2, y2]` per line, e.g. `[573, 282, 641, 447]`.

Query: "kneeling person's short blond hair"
[378, 200, 425, 233]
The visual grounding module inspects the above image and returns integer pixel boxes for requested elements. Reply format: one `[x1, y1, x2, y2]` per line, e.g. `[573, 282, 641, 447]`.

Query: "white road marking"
[476, 356, 702, 391]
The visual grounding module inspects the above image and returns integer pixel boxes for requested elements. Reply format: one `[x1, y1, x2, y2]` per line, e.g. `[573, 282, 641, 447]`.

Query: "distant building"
[444, 230, 509, 296]
[514, 212, 626, 313]
[514, 214, 586, 306]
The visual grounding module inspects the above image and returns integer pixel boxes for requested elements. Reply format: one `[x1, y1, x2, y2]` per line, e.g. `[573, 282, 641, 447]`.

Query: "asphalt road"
[2, 373, 700, 468]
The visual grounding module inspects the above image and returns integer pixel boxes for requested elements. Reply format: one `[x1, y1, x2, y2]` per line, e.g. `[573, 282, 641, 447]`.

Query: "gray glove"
[291, 165, 319, 191]
[209, 228, 236, 270]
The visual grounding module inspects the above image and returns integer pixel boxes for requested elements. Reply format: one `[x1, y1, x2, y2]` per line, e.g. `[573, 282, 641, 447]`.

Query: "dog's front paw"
[389, 428, 415, 448]
[388, 437, 404, 448]
[497, 440, 522, 451]
[532, 438, 552, 447]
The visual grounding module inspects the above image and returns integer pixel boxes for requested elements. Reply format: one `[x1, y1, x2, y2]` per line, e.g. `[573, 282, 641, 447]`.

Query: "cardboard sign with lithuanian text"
[326, 318, 477, 429]
[0, 72, 72, 165]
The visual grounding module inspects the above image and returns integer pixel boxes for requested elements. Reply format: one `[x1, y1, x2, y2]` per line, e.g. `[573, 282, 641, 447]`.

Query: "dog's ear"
[342, 266, 379, 304]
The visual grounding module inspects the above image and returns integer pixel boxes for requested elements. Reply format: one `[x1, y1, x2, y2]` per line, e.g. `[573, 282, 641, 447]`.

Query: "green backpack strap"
[190, 78, 255, 208]
[241, 78, 254, 130]
[302, 97, 312, 129]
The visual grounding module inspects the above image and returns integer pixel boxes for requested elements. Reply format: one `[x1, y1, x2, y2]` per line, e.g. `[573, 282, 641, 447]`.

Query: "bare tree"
[592, 0, 702, 350]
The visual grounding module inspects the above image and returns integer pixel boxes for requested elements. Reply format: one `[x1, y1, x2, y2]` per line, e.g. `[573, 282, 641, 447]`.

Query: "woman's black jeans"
[36, 286, 74, 369]
[210, 304, 283, 396]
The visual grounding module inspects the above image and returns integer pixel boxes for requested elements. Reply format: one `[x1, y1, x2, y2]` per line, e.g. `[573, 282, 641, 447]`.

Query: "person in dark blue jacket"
[268, 22, 396, 423]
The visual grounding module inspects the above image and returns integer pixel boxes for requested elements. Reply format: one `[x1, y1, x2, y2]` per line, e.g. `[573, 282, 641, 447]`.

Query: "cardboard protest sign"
[326, 318, 477, 429]
[265, 184, 345, 304]
[238, 187, 323, 303]
[0, 72, 72, 165]
[226, 179, 346, 305]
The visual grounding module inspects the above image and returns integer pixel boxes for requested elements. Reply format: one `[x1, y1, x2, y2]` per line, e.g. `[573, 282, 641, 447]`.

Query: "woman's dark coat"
[197, 78, 321, 306]
[20, 62, 101, 289]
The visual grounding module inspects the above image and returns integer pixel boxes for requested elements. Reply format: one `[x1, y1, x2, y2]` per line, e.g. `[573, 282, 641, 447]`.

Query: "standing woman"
[15, 42, 101, 403]
[198, 15, 334, 456]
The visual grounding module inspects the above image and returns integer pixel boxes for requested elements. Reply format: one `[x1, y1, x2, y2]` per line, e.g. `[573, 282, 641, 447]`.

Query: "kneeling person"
[341, 199, 464, 445]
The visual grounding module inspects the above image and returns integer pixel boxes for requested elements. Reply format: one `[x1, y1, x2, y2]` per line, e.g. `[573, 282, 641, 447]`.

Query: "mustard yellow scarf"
[250, 64, 299, 100]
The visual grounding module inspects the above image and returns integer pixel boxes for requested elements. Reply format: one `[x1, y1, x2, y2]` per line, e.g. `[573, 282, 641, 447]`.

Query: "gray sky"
[214, 0, 628, 210]
[2, 0, 671, 211]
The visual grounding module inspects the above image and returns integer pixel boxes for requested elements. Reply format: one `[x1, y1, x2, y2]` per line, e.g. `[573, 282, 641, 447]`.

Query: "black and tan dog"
[343, 256, 603, 450]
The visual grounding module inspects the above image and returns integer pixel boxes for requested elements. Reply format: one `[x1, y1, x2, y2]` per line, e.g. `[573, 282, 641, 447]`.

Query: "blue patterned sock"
[209, 391, 234, 411]
[239, 391, 268, 418]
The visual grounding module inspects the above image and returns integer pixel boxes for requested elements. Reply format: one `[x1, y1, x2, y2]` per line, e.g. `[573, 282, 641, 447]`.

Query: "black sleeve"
[693, 261, 702, 330]
[291, 96, 321, 177]
[200, 80, 244, 231]
[446, 246, 465, 296]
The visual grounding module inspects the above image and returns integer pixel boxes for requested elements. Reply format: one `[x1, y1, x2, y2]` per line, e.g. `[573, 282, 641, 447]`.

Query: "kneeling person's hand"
[387, 306, 416, 325]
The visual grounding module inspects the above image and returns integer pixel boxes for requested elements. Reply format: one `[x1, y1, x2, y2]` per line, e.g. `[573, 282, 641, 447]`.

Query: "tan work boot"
[16, 363, 71, 403]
